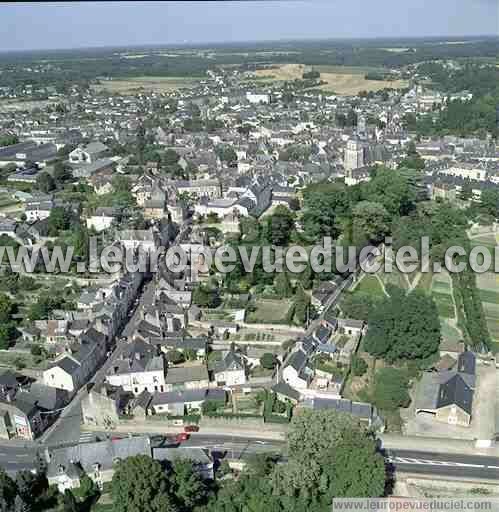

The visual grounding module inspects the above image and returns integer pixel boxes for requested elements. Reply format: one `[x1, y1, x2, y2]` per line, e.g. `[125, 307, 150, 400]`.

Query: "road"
[387, 449, 499, 481]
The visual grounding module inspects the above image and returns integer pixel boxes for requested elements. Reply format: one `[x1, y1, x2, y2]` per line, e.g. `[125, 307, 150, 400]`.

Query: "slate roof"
[165, 365, 209, 384]
[47, 436, 151, 478]
[214, 351, 245, 373]
[312, 397, 373, 420]
[437, 374, 474, 415]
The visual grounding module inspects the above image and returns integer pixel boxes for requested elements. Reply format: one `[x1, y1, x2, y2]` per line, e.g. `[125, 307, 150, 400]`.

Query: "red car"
[175, 432, 189, 442]
[184, 425, 199, 433]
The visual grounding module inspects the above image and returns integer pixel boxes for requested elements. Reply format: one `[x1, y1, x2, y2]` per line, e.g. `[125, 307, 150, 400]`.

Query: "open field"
[254, 63, 408, 95]
[247, 298, 292, 324]
[91, 76, 202, 94]
[353, 274, 385, 298]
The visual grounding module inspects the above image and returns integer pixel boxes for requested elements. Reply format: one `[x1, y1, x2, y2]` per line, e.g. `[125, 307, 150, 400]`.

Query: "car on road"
[184, 425, 199, 433]
[176, 432, 189, 442]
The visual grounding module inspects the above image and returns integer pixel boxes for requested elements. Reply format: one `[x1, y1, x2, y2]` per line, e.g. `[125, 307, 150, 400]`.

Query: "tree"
[302, 183, 350, 241]
[73, 473, 98, 502]
[329, 429, 386, 498]
[36, 172, 56, 193]
[166, 350, 185, 365]
[340, 292, 378, 321]
[260, 352, 278, 370]
[373, 368, 411, 411]
[0, 469, 17, 510]
[48, 207, 72, 236]
[192, 284, 220, 308]
[53, 161, 71, 183]
[261, 206, 294, 246]
[364, 289, 440, 364]
[60, 490, 78, 512]
[365, 167, 416, 216]
[352, 201, 390, 245]
[0, 134, 19, 147]
[274, 272, 292, 298]
[351, 355, 368, 377]
[293, 284, 310, 325]
[111, 455, 176, 512]
[14, 495, 30, 512]
[459, 181, 473, 201]
[170, 459, 207, 509]
[480, 188, 499, 218]
[273, 409, 385, 507]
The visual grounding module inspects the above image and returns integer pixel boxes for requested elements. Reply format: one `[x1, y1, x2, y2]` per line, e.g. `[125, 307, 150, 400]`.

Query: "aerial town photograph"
[0, 0, 497, 510]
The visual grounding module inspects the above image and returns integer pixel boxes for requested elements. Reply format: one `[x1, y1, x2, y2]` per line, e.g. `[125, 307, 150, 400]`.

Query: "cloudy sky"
[0, 0, 497, 51]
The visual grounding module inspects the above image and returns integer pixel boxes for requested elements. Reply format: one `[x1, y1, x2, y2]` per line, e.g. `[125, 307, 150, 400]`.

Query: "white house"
[214, 351, 247, 387]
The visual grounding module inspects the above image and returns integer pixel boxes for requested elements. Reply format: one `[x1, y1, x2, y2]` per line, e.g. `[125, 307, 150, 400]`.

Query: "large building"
[344, 138, 364, 172]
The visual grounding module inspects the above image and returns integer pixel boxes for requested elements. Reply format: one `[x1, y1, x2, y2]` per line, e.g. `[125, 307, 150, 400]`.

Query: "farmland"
[254, 63, 408, 95]
[91, 76, 202, 94]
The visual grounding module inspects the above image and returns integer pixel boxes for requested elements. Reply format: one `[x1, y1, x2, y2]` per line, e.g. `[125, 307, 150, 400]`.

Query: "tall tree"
[111, 455, 177, 512]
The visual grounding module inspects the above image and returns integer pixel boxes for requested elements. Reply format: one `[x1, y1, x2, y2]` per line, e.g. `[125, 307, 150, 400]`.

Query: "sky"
[0, 0, 497, 52]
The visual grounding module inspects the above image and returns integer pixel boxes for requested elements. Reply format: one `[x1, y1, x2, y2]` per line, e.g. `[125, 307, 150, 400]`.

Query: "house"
[106, 340, 166, 396]
[214, 350, 247, 387]
[43, 327, 107, 393]
[164, 365, 209, 391]
[282, 349, 314, 390]
[0, 394, 43, 440]
[149, 388, 225, 416]
[415, 351, 476, 427]
[46, 436, 151, 492]
[338, 318, 365, 337]
[69, 142, 109, 165]
[271, 381, 301, 405]
[86, 207, 119, 232]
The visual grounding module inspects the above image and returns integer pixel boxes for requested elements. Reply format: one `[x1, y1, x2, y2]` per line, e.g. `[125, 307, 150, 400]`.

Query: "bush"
[30, 345, 42, 357]
[260, 352, 278, 370]
[351, 355, 368, 377]
[372, 368, 410, 411]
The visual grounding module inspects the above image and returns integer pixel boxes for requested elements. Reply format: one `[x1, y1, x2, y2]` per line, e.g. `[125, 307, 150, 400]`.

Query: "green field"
[247, 298, 292, 324]
[354, 275, 385, 298]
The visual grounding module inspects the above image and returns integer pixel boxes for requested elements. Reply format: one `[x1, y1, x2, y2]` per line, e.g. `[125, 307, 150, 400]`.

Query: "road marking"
[388, 457, 485, 469]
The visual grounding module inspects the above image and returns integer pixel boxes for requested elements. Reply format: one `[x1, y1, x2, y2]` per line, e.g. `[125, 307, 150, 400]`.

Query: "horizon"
[0, 33, 498, 55]
[1, 0, 498, 52]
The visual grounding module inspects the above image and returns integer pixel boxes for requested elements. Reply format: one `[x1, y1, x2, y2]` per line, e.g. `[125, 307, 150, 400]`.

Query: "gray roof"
[151, 387, 224, 406]
[312, 398, 373, 420]
[214, 351, 244, 373]
[271, 382, 301, 402]
[153, 447, 212, 465]
[47, 436, 151, 478]
[165, 365, 209, 384]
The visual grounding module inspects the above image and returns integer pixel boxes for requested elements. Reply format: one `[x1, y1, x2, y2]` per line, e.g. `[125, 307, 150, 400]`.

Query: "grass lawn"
[354, 275, 385, 298]
[247, 298, 291, 324]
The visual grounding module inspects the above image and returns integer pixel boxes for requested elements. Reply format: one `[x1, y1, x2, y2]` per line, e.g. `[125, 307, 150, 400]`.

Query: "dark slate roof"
[312, 398, 373, 420]
[314, 325, 331, 343]
[150, 387, 225, 406]
[437, 374, 473, 415]
[271, 382, 301, 401]
[50, 356, 80, 375]
[457, 351, 476, 376]
[214, 351, 244, 373]
[287, 349, 307, 372]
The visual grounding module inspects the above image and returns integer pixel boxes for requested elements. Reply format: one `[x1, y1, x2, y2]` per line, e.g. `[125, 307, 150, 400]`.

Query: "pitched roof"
[437, 373, 473, 415]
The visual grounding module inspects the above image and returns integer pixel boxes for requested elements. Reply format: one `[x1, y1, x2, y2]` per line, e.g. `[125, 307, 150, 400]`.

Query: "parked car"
[176, 432, 189, 442]
[184, 425, 199, 433]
